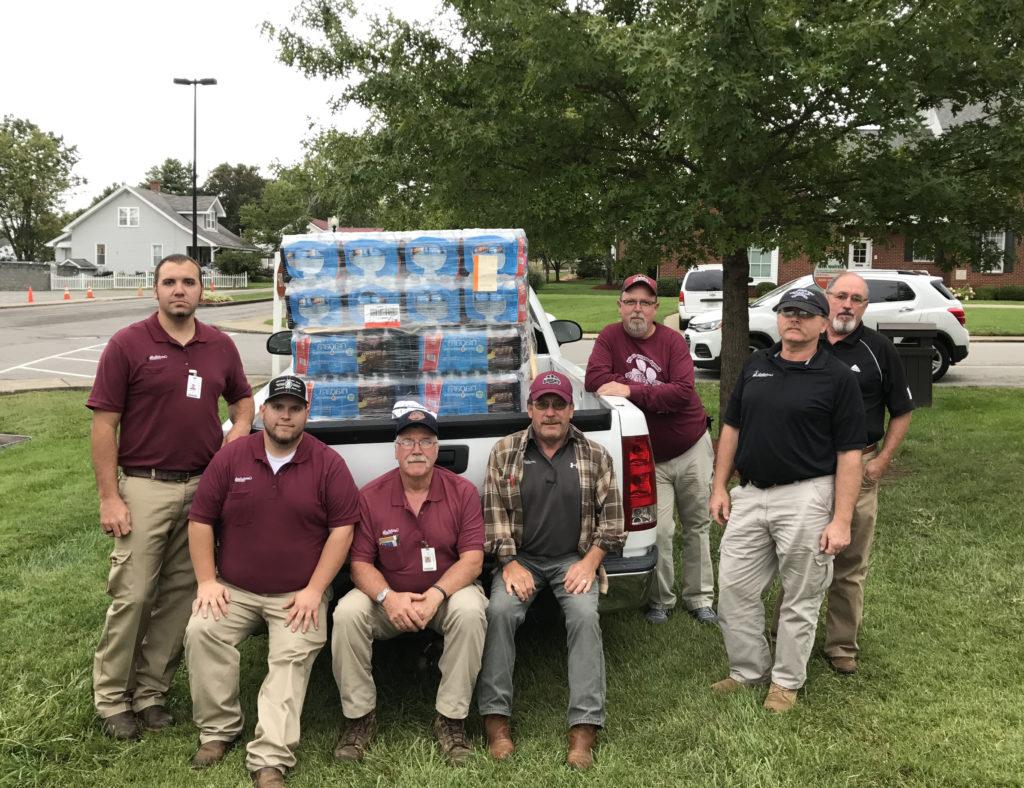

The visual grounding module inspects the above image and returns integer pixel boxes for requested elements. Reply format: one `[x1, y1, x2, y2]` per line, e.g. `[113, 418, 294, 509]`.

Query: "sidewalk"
[0, 288, 268, 309]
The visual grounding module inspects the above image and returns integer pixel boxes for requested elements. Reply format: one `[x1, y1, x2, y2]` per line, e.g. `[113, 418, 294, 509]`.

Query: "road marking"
[0, 341, 109, 376]
[19, 366, 96, 379]
[55, 357, 101, 364]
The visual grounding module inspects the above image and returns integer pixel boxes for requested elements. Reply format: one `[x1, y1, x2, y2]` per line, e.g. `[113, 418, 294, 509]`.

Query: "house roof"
[59, 258, 98, 270]
[157, 192, 221, 215]
[309, 218, 386, 232]
[933, 102, 989, 133]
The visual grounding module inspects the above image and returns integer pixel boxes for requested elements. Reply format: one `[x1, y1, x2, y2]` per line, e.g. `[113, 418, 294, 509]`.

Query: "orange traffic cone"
[63, 287, 71, 301]
[210, 278, 216, 292]
[86, 287, 95, 299]
[137, 287, 144, 297]
[27, 286, 34, 304]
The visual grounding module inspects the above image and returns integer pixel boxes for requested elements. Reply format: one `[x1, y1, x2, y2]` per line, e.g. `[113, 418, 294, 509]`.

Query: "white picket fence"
[50, 272, 248, 291]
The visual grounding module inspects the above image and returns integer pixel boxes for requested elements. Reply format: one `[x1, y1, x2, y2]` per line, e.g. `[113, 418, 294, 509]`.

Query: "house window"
[982, 231, 1005, 273]
[151, 244, 163, 268]
[117, 207, 139, 227]
[96, 243, 106, 266]
[848, 239, 872, 269]
[747, 247, 778, 283]
[204, 212, 217, 230]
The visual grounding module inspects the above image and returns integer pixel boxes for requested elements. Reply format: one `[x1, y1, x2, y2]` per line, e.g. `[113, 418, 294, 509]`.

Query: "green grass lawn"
[964, 306, 1024, 336]
[537, 279, 676, 332]
[1, 388, 1023, 786]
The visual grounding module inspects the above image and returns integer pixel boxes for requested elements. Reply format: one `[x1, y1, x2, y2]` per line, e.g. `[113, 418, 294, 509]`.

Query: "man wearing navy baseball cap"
[478, 371, 625, 769]
[709, 285, 867, 713]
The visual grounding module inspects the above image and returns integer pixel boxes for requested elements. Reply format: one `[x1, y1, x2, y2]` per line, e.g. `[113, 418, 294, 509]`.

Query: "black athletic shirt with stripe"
[821, 324, 915, 445]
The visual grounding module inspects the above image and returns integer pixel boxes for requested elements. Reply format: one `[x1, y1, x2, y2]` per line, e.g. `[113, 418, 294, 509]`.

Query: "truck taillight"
[678, 291, 685, 304]
[621, 435, 657, 531]
[948, 307, 966, 326]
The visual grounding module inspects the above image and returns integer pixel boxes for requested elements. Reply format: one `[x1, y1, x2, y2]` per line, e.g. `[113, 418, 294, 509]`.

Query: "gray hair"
[825, 271, 867, 293]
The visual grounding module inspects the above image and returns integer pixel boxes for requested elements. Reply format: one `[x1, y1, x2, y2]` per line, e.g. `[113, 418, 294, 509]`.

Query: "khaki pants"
[332, 585, 487, 720]
[93, 474, 198, 718]
[825, 449, 880, 659]
[184, 583, 329, 772]
[650, 431, 715, 611]
[718, 477, 835, 690]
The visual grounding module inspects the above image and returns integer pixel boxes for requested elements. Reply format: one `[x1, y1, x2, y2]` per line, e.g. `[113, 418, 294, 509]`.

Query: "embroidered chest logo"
[751, 371, 773, 378]
[624, 353, 663, 386]
[148, 354, 168, 361]
[234, 476, 252, 483]
[849, 363, 862, 373]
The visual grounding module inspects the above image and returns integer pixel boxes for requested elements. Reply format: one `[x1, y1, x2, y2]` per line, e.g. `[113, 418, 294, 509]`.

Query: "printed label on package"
[363, 303, 401, 328]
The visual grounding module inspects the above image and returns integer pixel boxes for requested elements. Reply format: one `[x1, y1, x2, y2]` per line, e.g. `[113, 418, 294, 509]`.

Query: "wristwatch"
[375, 587, 391, 605]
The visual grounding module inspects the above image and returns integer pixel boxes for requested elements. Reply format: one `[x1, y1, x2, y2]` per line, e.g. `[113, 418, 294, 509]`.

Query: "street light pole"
[173, 77, 217, 262]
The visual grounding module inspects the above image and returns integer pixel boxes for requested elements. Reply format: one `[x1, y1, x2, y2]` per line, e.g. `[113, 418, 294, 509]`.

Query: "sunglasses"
[778, 307, 820, 319]
[531, 397, 569, 411]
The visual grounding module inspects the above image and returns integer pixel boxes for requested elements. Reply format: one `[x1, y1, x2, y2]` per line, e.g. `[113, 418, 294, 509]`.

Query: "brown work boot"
[433, 715, 473, 766]
[483, 714, 514, 760]
[711, 677, 743, 694]
[137, 705, 174, 731]
[191, 738, 238, 769]
[763, 683, 798, 713]
[333, 711, 377, 762]
[827, 655, 858, 675]
[251, 766, 285, 787]
[100, 711, 139, 741]
[566, 724, 598, 770]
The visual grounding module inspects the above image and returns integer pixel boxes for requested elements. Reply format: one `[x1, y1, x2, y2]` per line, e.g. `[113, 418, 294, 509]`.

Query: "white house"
[47, 182, 260, 273]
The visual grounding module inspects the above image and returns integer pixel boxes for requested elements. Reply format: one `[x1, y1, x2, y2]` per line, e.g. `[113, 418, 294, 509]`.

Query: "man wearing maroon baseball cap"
[478, 369, 624, 770]
[585, 271, 718, 627]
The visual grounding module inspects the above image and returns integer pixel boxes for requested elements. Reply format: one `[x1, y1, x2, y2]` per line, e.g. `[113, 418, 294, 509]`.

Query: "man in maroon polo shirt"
[585, 273, 717, 625]
[331, 402, 486, 767]
[183, 375, 359, 788]
[86, 254, 253, 741]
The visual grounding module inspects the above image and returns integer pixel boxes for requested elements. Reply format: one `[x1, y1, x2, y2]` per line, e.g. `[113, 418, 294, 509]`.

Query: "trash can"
[877, 322, 934, 407]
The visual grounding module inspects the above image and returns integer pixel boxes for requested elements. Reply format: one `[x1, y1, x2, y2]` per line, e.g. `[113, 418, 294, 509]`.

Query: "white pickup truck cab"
[257, 288, 658, 611]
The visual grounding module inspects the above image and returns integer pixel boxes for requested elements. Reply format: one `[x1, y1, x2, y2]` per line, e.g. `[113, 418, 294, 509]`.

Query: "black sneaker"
[688, 606, 719, 624]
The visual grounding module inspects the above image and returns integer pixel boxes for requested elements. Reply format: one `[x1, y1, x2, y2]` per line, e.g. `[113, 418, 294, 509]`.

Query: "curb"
[0, 294, 273, 310]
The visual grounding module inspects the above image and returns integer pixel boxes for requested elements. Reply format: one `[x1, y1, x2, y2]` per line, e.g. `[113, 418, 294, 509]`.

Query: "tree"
[0, 116, 82, 261]
[273, 0, 1024, 413]
[203, 163, 267, 235]
[139, 158, 192, 194]
[214, 249, 267, 280]
[239, 164, 319, 247]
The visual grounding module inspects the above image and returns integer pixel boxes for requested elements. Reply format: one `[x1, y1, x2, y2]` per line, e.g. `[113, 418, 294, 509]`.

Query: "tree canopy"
[203, 163, 267, 235]
[272, 0, 1024, 409]
[139, 157, 192, 195]
[0, 116, 81, 261]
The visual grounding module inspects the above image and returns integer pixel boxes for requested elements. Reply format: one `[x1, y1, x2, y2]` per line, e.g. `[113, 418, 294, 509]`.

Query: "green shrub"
[527, 266, 545, 292]
[656, 277, 681, 297]
[753, 281, 777, 297]
[215, 250, 268, 280]
[972, 285, 1024, 300]
[573, 255, 606, 279]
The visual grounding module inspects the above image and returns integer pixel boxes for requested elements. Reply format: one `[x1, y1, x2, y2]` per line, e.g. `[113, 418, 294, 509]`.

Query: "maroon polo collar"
[246, 430, 312, 466]
[144, 311, 212, 345]
[389, 467, 444, 507]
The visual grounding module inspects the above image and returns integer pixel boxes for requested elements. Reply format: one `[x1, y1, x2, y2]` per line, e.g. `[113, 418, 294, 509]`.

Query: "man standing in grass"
[478, 371, 624, 770]
[331, 402, 487, 767]
[184, 375, 359, 787]
[819, 272, 913, 674]
[585, 273, 717, 625]
[710, 288, 866, 712]
[86, 254, 253, 741]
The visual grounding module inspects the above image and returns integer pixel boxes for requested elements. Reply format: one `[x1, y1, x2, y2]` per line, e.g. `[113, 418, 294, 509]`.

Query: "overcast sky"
[5, 0, 436, 210]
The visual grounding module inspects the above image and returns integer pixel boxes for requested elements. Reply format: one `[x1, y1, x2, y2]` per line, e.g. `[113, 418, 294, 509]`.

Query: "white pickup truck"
[258, 288, 658, 610]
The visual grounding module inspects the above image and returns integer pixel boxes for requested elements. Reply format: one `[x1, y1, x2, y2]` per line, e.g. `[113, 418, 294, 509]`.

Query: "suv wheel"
[931, 341, 951, 382]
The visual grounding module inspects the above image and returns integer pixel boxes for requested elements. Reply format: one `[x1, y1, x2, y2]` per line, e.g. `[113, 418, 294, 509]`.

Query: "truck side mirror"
[266, 330, 292, 355]
[551, 319, 583, 345]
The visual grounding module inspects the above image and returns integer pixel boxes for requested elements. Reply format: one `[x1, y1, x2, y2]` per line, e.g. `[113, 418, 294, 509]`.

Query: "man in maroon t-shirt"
[86, 254, 253, 741]
[585, 273, 717, 625]
[331, 402, 486, 767]
[184, 375, 359, 787]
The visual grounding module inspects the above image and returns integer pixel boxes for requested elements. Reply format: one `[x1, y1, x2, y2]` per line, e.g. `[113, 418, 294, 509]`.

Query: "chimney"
[148, 180, 161, 192]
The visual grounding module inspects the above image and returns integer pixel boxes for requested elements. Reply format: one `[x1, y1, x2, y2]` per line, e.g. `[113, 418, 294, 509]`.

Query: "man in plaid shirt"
[477, 371, 624, 771]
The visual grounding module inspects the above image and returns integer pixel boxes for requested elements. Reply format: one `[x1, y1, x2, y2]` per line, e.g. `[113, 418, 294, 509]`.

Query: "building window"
[848, 239, 872, 269]
[96, 243, 106, 266]
[204, 212, 217, 230]
[981, 231, 1005, 273]
[747, 247, 778, 283]
[151, 244, 163, 268]
[117, 207, 139, 227]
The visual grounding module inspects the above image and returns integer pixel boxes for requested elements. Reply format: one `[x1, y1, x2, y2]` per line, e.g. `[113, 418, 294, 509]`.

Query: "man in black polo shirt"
[820, 272, 913, 674]
[709, 287, 866, 713]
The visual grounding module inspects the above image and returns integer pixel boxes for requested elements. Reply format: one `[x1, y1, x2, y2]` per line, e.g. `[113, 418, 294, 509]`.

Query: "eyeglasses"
[396, 437, 438, 449]
[531, 397, 569, 412]
[827, 291, 868, 305]
[778, 307, 819, 319]
[620, 299, 657, 309]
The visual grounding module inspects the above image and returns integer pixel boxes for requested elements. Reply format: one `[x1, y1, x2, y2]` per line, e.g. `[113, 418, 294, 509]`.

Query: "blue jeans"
[476, 553, 606, 728]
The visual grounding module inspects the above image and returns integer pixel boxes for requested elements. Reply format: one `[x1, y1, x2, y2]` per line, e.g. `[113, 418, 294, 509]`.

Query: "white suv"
[683, 270, 970, 381]
[677, 264, 723, 329]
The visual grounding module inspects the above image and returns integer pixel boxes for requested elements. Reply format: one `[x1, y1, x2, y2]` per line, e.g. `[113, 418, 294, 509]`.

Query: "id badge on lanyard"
[420, 541, 437, 573]
[186, 369, 203, 399]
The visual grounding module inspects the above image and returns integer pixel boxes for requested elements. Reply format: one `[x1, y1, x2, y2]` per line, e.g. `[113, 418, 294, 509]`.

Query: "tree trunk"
[718, 247, 752, 426]
[605, 243, 616, 286]
[541, 252, 551, 282]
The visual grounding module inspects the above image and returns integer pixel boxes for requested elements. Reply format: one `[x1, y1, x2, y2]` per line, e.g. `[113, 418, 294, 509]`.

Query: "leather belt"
[863, 443, 878, 454]
[122, 466, 205, 482]
[740, 476, 789, 490]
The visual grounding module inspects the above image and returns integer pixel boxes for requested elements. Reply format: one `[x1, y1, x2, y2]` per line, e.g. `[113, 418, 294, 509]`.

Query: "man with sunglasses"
[478, 371, 625, 770]
[585, 273, 716, 626]
[331, 402, 486, 766]
[818, 272, 913, 674]
[710, 287, 866, 713]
